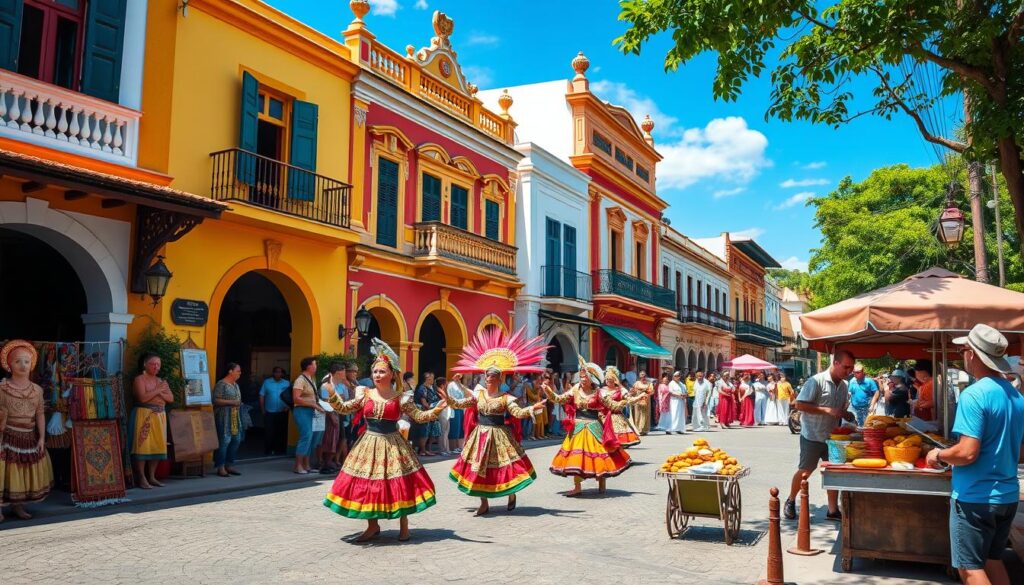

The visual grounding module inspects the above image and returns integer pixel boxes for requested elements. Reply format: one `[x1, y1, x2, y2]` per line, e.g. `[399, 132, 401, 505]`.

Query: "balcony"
[734, 320, 784, 347]
[210, 149, 351, 228]
[0, 69, 140, 166]
[678, 304, 734, 332]
[593, 269, 675, 311]
[541, 265, 592, 303]
[412, 221, 517, 275]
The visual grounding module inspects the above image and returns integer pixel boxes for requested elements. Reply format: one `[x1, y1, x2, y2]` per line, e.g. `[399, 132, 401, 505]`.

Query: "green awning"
[600, 324, 672, 359]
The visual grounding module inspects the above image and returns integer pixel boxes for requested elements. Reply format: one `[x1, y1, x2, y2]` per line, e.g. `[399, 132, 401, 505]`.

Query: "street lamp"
[936, 182, 965, 248]
[144, 256, 173, 306]
[338, 306, 373, 340]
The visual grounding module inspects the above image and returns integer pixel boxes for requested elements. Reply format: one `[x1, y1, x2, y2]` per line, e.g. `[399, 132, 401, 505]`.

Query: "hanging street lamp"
[144, 256, 173, 306]
[936, 182, 965, 248]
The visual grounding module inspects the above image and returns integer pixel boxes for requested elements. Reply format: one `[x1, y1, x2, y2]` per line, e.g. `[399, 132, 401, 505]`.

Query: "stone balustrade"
[412, 221, 517, 274]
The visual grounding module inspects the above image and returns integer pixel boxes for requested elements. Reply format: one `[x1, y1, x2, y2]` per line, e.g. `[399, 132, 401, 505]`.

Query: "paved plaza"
[0, 426, 956, 585]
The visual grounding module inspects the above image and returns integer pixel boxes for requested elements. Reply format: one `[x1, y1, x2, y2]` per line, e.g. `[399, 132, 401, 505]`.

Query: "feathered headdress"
[370, 338, 401, 375]
[577, 355, 603, 386]
[604, 365, 621, 384]
[452, 327, 548, 374]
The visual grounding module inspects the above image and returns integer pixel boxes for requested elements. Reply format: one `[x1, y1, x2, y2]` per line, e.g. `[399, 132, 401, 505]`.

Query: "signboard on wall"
[180, 348, 211, 406]
[171, 299, 209, 326]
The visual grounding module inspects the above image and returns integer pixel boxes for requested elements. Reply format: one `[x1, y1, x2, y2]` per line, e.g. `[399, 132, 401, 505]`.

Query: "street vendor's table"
[822, 465, 952, 573]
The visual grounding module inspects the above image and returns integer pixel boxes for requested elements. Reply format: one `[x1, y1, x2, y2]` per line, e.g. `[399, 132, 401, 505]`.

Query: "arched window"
[604, 346, 619, 368]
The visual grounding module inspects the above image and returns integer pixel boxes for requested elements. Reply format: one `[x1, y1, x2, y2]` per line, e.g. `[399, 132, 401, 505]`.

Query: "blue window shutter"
[450, 185, 468, 229]
[288, 99, 318, 201]
[236, 71, 259, 185]
[485, 200, 500, 240]
[0, 0, 21, 72]
[80, 0, 126, 103]
[544, 218, 561, 296]
[563, 225, 577, 298]
[421, 173, 441, 222]
[375, 157, 399, 247]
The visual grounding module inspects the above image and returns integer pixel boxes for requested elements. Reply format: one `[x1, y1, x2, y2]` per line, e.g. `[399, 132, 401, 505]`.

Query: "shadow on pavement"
[343, 528, 492, 546]
[453, 505, 585, 518]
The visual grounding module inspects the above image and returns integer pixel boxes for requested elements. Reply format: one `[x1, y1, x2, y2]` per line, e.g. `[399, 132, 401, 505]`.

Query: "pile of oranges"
[659, 438, 743, 475]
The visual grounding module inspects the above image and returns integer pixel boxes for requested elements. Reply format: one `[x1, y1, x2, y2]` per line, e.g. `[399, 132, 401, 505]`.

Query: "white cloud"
[780, 256, 809, 271]
[730, 227, 765, 240]
[657, 117, 771, 190]
[466, 32, 500, 46]
[369, 0, 398, 16]
[774, 191, 814, 210]
[713, 187, 746, 199]
[802, 161, 827, 170]
[780, 177, 829, 188]
[414, 0, 428, 8]
[462, 65, 493, 88]
[590, 80, 679, 137]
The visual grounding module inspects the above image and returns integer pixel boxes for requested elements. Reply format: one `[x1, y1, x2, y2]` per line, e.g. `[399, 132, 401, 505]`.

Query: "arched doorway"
[688, 349, 697, 372]
[718, 353, 725, 371]
[0, 228, 87, 342]
[217, 271, 292, 459]
[674, 348, 685, 372]
[698, 351, 706, 372]
[546, 333, 574, 374]
[414, 305, 467, 382]
[417, 314, 446, 380]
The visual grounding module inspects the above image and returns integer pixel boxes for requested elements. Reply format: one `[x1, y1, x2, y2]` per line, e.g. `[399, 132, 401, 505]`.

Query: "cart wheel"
[723, 479, 742, 545]
[841, 557, 853, 572]
[665, 485, 686, 538]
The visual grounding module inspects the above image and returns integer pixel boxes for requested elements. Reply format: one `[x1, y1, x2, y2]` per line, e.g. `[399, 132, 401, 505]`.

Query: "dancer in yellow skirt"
[0, 340, 53, 521]
[545, 357, 643, 496]
[603, 366, 641, 447]
[129, 353, 175, 489]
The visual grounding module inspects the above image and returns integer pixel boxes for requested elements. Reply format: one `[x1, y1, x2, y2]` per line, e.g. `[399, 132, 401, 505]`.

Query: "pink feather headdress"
[451, 327, 549, 374]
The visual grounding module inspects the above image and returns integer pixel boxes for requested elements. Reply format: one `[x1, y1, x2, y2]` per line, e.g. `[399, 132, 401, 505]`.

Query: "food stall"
[799, 268, 1024, 574]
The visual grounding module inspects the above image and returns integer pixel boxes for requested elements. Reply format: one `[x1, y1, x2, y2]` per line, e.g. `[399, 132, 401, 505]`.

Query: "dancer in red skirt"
[441, 327, 547, 516]
[602, 366, 641, 448]
[323, 339, 445, 543]
[737, 372, 756, 427]
[715, 371, 738, 429]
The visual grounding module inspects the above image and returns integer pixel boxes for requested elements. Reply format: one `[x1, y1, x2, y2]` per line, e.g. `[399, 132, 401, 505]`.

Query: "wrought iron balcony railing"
[412, 221, 517, 275]
[593, 269, 675, 311]
[541, 265, 592, 302]
[210, 148, 351, 228]
[734, 320, 785, 346]
[678, 304, 734, 332]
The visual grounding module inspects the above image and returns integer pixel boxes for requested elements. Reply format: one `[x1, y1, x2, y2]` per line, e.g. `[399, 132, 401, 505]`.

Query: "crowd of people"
[651, 369, 799, 433]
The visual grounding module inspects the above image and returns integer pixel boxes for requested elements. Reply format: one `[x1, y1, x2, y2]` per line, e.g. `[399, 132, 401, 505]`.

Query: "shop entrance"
[0, 228, 86, 342]
[217, 271, 292, 459]
[417, 313, 446, 383]
[546, 333, 575, 374]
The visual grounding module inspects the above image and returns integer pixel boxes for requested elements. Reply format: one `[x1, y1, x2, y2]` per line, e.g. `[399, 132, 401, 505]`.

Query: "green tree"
[615, 1, 1024, 257]
[768, 268, 813, 296]
[806, 163, 1022, 308]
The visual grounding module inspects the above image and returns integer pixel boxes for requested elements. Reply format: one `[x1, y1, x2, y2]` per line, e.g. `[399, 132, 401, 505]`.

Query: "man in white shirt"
[665, 371, 688, 434]
[691, 370, 713, 432]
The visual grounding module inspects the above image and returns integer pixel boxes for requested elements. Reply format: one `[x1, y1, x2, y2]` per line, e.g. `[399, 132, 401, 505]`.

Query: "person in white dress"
[665, 371, 688, 434]
[764, 373, 783, 425]
[690, 370, 713, 432]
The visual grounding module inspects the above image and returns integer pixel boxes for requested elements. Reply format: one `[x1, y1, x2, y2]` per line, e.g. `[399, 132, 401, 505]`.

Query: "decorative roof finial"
[349, 0, 370, 24]
[498, 89, 513, 116]
[641, 114, 655, 145]
[571, 51, 590, 80]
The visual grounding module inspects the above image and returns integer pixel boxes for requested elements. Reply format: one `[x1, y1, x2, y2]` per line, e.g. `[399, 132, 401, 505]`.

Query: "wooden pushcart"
[656, 467, 750, 545]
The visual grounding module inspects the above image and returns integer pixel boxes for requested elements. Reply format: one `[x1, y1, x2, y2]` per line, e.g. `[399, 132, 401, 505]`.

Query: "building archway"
[477, 313, 508, 335]
[413, 302, 468, 380]
[698, 351, 706, 372]
[546, 332, 575, 373]
[718, 353, 725, 370]
[688, 349, 697, 372]
[674, 347, 685, 372]
[358, 295, 407, 369]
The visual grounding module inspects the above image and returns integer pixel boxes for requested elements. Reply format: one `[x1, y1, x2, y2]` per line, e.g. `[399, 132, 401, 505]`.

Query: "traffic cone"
[787, 478, 823, 555]
[757, 487, 785, 585]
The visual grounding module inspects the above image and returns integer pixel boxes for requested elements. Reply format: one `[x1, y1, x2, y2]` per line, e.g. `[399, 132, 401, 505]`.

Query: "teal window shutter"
[236, 71, 259, 185]
[485, 200, 499, 240]
[288, 99, 318, 201]
[544, 217, 561, 295]
[80, 0, 126, 103]
[375, 157, 399, 247]
[563, 225, 577, 298]
[450, 185, 468, 230]
[0, 0, 22, 72]
[421, 173, 441, 222]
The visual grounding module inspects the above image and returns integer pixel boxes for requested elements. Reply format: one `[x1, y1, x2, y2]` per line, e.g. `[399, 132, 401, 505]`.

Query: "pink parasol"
[721, 354, 776, 370]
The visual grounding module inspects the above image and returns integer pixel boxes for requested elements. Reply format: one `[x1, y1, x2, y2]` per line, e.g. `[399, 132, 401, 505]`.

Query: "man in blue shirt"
[259, 367, 290, 455]
[847, 363, 879, 426]
[927, 324, 1024, 584]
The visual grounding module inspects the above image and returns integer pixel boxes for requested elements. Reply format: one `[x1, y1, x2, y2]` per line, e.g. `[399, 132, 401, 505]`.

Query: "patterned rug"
[71, 420, 128, 506]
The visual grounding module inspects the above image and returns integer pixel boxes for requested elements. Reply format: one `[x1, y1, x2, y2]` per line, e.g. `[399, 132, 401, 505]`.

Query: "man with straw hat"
[927, 324, 1024, 585]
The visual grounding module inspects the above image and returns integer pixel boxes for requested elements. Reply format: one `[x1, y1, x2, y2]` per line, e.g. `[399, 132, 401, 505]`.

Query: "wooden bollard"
[787, 479, 823, 556]
[757, 487, 785, 585]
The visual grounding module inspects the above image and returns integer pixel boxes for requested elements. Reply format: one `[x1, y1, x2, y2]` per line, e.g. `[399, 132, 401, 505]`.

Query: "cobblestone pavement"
[0, 426, 951, 585]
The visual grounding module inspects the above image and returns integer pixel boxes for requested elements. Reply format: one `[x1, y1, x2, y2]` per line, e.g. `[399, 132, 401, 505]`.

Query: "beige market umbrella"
[800, 267, 1024, 359]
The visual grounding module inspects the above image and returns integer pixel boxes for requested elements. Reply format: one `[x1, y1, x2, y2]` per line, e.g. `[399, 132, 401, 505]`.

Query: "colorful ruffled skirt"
[609, 411, 641, 447]
[449, 424, 535, 498]
[549, 419, 632, 479]
[324, 431, 436, 519]
[1, 425, 53, 506]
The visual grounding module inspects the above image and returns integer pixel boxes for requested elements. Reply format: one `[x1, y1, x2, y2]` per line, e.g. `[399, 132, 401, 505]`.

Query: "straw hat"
[952, 324, 1014, 374]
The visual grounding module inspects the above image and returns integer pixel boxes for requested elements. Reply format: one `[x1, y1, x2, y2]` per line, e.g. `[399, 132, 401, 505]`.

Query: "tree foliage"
[615, 0, 1024, 256]
[768, 268, 813, 295]
[805, 163, 1022, 308]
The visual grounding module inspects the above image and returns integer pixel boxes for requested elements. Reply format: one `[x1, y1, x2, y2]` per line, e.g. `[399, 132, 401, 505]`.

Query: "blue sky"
[265, 0, 955, 271]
